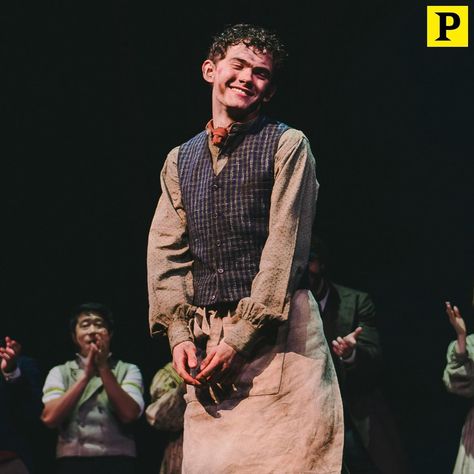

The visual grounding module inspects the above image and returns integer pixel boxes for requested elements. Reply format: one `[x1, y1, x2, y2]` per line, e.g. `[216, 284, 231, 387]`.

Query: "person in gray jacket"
[41, 302, 144, 474]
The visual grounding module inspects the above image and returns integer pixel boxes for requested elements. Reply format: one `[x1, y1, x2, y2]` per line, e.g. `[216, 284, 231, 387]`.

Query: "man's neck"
[212, 105, 260, 129]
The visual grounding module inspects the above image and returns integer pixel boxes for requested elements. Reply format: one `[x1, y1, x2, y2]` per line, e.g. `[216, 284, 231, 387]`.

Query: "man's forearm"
[99, 367, 140, 424]
[41, 375, 89, 428]
[456, 335, 467, 355]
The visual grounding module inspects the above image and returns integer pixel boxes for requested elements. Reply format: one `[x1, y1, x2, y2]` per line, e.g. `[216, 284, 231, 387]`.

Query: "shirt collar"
[205, 115, 260, 150]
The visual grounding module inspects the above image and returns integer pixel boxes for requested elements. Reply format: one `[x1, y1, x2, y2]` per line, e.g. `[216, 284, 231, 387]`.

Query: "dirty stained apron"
[183, 290, 344, 474]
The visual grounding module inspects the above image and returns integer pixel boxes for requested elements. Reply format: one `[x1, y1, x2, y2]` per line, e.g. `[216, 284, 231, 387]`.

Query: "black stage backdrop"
[4, 2, 473, 473]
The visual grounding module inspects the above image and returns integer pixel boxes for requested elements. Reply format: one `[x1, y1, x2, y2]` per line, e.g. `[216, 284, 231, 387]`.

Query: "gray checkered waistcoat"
[178, 116, 289, 306]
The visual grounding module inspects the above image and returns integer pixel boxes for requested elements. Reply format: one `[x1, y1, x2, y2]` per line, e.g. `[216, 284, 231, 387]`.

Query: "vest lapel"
[69, 359, 119, 407]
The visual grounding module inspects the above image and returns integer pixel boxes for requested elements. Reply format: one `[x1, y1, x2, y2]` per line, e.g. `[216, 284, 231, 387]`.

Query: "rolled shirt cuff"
[449, 342, 469, 365]
[341, 348, 357, 365]
[1, 366, 21, 382]
[223, 318, 261, 358]
[168, 319, 194, 353]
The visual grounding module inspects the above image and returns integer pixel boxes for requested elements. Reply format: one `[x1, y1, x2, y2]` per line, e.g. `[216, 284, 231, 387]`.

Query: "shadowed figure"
[308, 235, 411, 474]
[0, 336, 43, 474]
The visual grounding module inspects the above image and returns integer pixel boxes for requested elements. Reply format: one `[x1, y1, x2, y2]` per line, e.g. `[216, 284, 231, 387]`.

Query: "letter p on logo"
[427, 6, 469, 47]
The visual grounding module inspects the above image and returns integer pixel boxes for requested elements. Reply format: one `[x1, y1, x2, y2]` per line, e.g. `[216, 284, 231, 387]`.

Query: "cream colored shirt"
[147, 120, 319, 355]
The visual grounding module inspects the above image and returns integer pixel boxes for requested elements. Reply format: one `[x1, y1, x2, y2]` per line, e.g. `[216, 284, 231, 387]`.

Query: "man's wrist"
[1, 365, 21, 382]
[341, 348, 357, 364]
[455, 338, 467, 356]
[168, 319, 194, 353]
[224, 318, 260, 358]
[98, 365, 112, 377]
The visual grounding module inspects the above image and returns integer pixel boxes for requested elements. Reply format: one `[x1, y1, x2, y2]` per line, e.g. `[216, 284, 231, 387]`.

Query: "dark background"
[4, 1, 473, 473]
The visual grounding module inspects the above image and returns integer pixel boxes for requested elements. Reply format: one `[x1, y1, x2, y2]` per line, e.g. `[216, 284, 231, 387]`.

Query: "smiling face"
[73, 312, 111, 357]
[202, 43, 276, 126]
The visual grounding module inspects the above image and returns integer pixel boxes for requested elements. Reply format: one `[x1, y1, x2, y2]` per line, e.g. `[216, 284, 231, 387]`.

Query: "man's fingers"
[200, 348, 216, 371]
[353, 327, 363, 338]
[87, 345, 97, 362]
[454, 306, 462, 318]
[175, 363, 199, 386]
[332, 340, 341, 350]
[186, 346, 198, 369]
[172, 345, 200, 386]
[446, 302, 455, 318]
[332, 340, 343, 356]
[196, 357, 221, 381]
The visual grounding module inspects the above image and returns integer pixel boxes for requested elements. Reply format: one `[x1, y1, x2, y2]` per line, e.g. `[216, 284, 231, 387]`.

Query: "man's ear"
[262, 84, 277, 103]
[202, 59, 216, 84]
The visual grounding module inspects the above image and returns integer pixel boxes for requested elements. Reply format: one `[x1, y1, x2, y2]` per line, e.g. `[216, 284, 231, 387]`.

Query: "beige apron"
[183, 290, 344, 474]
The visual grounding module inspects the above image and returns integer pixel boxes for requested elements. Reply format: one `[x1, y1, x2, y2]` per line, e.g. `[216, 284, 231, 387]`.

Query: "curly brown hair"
[207, 24, 288, 81]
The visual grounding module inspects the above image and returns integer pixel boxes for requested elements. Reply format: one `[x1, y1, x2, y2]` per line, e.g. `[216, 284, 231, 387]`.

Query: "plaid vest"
[178, 116, 289, 306]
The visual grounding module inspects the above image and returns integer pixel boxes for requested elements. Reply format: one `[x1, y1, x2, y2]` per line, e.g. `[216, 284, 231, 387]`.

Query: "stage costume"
[148, 116, 343, 473]
[444, 334, 474, 474]
[42, 356, 143, 473]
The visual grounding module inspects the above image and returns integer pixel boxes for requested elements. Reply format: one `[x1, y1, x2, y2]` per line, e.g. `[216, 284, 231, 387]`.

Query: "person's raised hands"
[446, 301, 467, 355]
[332, 327, 363, 360]
[0, 336, 22, 373]
[446, 301, 466, 337]
[94, 332, 111, 370]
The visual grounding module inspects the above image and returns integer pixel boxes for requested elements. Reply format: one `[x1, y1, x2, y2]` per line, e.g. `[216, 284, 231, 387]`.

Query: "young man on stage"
[147, 23, 343, 473]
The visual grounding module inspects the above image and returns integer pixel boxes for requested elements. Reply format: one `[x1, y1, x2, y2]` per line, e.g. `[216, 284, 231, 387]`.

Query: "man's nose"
[238, 68, 253, 84]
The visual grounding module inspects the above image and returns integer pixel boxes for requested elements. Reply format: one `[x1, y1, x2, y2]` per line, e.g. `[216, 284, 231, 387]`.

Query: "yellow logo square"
[427, 6, 469, 47]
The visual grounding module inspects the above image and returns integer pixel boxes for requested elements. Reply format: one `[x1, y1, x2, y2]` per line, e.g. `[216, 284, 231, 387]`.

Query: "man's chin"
[227, 103, 260, 122]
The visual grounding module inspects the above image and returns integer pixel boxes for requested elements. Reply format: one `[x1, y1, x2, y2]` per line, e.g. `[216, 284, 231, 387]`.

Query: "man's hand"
[83, 344, 97, 380]
[446, 301, 466, 337]
[173, 341, 200, 386]
[0, 336, 22, 373]
[332, 327, 363, 360]
[94, 333, 111, 370]
[196, 340, 243, 384]
[446, 301, 467, 355]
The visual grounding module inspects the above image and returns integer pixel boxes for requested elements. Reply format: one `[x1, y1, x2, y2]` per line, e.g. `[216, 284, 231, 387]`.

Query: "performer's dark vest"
[178, 117, 289, 306]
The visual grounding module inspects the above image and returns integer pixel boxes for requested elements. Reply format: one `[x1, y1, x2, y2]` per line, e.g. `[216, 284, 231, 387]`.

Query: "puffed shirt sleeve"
[42, 366, 66, 403]
[121, 363, 145, 415]
[147, 147, 197, 351]
[224, 129, 319, 356]
[443, 334, 474, 398]
[146, 362, 186, 432]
